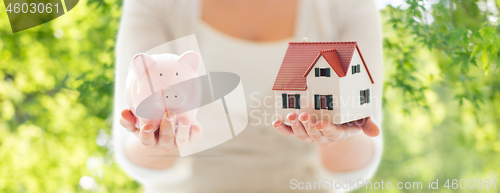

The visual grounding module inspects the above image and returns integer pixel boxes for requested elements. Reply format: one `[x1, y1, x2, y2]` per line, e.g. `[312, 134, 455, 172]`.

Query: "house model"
[272, 40, 374, 124]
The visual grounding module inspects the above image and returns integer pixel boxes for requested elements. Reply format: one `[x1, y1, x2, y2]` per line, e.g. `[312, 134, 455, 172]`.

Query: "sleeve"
[111, 0, 192, 187]
[314, 0, 384, 190]
[314, 136, 383, 192]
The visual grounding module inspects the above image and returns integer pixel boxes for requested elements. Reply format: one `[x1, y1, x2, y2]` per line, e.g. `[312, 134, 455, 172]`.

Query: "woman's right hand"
[120, 109, 203, 153]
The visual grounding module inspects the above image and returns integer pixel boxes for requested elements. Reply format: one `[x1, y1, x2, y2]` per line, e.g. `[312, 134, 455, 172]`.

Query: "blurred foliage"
[0, 0, 499, 192]
[0, 0, 140, 192]
[360, 0, 500, 192]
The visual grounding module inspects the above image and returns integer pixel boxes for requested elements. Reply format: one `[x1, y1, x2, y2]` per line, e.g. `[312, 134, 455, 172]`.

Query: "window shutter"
[360, 90, 364, 105]
[327, 95, 333, 110]
[325, 68, 330, 77]
[367, 89, 370, 103]
[314, 95, 320, 110]
[295, 94, 300, 109]
[357, 64, 361, 73]
[352, 66, 355, 74]
[282, 93, 287, 108]
[364, 90, 367, 104]
[315, 68, 319, 77]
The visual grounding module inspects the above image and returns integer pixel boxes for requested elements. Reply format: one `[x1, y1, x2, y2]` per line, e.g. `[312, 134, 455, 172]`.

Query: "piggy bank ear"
[130, 53, 155, 77]
[178, 51, 201, 71]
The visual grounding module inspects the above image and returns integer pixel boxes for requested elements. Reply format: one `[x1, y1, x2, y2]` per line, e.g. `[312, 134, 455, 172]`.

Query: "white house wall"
[338, 48, 374, 123]
[275, 56, 342, 124]
[305, 57, 342, 124]
[274, 90, 307, 123]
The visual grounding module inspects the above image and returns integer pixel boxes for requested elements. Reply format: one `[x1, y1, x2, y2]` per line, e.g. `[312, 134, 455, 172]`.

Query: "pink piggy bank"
[125, 51, 202, 130]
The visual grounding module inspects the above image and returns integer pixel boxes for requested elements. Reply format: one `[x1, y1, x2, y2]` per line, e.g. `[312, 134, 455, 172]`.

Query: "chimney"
[302, 37, 308, 42]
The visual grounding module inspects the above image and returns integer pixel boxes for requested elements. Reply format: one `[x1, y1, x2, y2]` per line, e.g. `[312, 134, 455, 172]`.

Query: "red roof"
[303, 49, 346, 78]
[272, 41, 374, 91]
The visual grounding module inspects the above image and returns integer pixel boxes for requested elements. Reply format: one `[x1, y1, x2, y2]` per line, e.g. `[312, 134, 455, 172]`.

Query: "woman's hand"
[120, 109, 203, 152]
[272, 112, 379, 146]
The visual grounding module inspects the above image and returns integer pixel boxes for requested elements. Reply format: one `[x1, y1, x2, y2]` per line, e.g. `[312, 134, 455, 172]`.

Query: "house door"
[314, 95, 333, 110]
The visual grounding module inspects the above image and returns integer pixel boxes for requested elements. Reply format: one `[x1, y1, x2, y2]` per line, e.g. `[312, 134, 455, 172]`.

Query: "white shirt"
[113, 0, 384, 192]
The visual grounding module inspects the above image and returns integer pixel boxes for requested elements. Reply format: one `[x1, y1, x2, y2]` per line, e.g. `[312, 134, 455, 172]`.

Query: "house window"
[282, 93, 300, 109]
[315, 68, 331, 77]
[282, 94, 287, 108]
[352, 64, 361, 74]
[288, 95, 296, 109]
[320, 95, 327, 109]
[315, 95, 333, 110]
[360, 89, 370, 105]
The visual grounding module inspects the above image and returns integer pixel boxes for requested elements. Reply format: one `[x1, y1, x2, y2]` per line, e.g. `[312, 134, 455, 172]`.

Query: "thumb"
[361, 117, 380, 137]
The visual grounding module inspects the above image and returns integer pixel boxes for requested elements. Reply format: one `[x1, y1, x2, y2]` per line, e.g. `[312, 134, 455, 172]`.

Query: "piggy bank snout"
[164, 88, 187, 107]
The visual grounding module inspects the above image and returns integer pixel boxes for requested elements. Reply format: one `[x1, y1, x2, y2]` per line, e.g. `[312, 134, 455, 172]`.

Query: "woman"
[113, 0, 383, 192]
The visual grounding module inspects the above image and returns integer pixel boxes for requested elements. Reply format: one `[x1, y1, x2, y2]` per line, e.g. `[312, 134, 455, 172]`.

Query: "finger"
[121, 109, 136, 122]
[190, 124, 203, 143]
[119, 118, 135, 132]
[120, 118, 140, 137]
[316, 120, 348, 141]
[175, 117, 191, 148]
[157, 111, 177, 152]
[272, 120, 294, 137]
[288, 113, 312, 142]
[139, 124, 157, 147]
[354, 118, 367, 126]
[299, 113, 326, 142]
[361, 117, 380, 137]
[120, 109, 137, 132]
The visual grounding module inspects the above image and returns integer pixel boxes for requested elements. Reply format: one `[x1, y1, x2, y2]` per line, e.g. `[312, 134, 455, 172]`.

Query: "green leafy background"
[0, 0, 499, 192]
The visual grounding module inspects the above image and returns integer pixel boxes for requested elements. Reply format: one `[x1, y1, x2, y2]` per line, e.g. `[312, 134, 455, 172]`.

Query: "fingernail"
[287, 113, 297, 123]
[299, 114, 308, 123]
[192, 126, 200, 133]
[179, 117, 190, 127]
[164, 111, 176, 121]
[273, 120, 281, 127]
[315, 122, 324, 131]
[331, 130, 346, 140]
[142, 124, 152, 133]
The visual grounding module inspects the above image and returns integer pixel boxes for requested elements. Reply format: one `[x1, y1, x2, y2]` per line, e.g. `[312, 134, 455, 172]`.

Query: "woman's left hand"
[273, 112, 380, 146]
